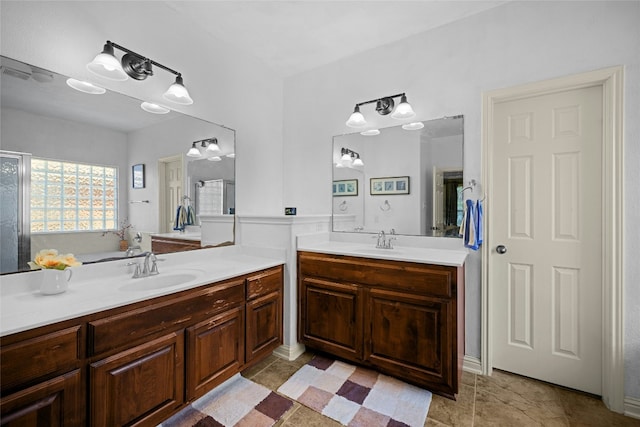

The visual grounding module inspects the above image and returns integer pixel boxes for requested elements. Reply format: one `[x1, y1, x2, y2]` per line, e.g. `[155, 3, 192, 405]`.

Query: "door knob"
[496, 245, 507, 254]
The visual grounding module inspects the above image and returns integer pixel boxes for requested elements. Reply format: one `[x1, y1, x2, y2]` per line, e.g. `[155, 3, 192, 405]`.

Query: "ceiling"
[165, 1, 507, 76]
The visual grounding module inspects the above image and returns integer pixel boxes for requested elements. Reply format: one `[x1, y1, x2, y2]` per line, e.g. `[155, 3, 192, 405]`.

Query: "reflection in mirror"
[0, 56, 235, 275]
[332, 115, 463, 237]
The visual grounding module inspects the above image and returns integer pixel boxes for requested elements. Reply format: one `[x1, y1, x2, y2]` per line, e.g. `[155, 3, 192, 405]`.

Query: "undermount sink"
[352, 247, 404, 255]
[119, 270, 203, 292]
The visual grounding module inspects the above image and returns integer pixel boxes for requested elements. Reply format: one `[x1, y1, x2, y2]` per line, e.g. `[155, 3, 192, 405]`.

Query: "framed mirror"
[0, 55, 235, 275]
[332, 115, 463, 237]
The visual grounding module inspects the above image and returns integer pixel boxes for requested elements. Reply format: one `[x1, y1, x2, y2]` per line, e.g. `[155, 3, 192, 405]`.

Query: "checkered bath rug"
[160, 375, 292, 427]
[277, 355, 432, 427]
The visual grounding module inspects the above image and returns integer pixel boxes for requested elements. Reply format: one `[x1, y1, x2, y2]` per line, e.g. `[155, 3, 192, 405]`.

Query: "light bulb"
[86, 43, 128, 81]
[163, 75, 193, 105]
[187, 143, 201, 157]
[66, 78, 106, 95]
[391, 94, 416, 120]
[141, 102, 170, 114]
[346, 105, 367, 128]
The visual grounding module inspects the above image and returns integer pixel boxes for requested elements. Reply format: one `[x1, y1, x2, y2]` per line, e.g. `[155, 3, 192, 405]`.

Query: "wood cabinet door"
[246, 291, 282, 363]
[89, 332, 184, 427]
[365, 288, 457, 397]
[0, 369, 83, 427]
[300, 277, 363, 361]
[186, 306, 245, 400]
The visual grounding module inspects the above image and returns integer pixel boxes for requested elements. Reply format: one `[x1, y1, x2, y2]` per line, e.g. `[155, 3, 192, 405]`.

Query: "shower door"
[1, 151, 30, 273]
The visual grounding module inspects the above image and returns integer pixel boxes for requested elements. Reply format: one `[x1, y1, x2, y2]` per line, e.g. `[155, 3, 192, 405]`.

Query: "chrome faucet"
[126, 245, 141, 257]
[375, 230, 397, 249]
[130, 252, 160, 278]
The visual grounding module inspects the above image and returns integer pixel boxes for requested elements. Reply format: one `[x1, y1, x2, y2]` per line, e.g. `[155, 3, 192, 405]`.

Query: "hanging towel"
[463, 200, 482, 251]
[173, 205, 187, 231]
[476, 199, 483, 246]
[186, 205, 195, 226]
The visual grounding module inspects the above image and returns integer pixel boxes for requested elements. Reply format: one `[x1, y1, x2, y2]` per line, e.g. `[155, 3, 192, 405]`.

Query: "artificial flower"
[28, 249, 82, 270]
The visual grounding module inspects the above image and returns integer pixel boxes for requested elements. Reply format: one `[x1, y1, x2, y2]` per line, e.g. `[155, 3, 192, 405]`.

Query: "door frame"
[158, 154, 184, 234]
[481, 66, 624, 411]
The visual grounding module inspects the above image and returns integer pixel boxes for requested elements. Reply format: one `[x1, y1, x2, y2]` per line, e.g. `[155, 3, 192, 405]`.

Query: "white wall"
[282, 1, 640, 399]
[0, 0, 284, 217]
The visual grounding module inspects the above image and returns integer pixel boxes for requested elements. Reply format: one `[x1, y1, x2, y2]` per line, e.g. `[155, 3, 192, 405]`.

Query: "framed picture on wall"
[333, 179, 358, 196]
[370, 176, 410, 195]
[132, 164, 145, 189]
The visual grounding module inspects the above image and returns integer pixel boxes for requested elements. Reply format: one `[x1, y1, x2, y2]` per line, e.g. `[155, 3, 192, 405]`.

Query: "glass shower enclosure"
[1, 150, 30, 274]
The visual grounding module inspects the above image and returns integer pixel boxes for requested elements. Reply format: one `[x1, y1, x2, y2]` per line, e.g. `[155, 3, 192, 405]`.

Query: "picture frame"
[132, 164, 145, 189]
[332, 179, 358, 196]
[370, 176, 410, 195]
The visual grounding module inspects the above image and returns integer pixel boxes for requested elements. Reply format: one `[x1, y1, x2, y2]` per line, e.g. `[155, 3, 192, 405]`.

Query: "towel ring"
[339, 200, 348, 212]
[380, 200, 391, 211]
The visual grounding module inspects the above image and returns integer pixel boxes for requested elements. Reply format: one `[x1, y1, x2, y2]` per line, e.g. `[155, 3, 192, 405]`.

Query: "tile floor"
[241, 352, 640, 427]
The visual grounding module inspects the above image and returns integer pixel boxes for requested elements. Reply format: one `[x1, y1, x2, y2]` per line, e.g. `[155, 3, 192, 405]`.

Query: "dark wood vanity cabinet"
[151, 235, 202, 254]
[298, 251, 464, 399]
[0, 264, 284, 426]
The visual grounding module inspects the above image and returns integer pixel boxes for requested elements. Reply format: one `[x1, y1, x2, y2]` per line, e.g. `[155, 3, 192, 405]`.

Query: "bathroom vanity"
[297, 240, 466, 399]
[150, 232, 203, 254]
[0, 248, 283, 426]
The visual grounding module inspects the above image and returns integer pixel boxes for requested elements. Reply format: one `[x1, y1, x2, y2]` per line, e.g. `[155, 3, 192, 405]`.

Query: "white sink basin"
[352, 247, 404, 255]
[119, 270, 203, 292]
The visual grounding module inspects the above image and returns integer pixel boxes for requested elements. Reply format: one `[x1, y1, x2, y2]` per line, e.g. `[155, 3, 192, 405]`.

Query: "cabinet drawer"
[1, 326, 82, 391]
[246, 267, 282, 300]
[88, 280, 244, 356]
[299, 252, 455, 297]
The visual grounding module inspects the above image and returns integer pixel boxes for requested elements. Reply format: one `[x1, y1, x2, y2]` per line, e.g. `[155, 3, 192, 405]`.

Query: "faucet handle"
[150, 260, 159, 275]
[132, 263, 142, 278]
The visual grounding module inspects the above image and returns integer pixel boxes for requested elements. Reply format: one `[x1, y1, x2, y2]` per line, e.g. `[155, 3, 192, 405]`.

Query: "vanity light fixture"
[186, 138, 221, 158]
[66, 78, 106, 95]
[346, 92, 415, 128]
[340, 147, 364, 167]
[87, 41, 193, 105]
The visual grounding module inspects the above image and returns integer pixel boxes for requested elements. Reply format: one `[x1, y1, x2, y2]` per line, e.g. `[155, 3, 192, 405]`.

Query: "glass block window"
[30, 158, 118, 233]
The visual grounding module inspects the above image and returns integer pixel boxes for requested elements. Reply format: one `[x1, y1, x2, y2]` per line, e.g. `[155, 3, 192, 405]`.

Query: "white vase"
[40, 268, 72, 295]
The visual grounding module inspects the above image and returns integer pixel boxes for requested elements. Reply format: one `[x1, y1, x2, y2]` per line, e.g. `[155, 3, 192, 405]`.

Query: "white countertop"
[0, 246, 284, 337]
[297, 233, 468, 267]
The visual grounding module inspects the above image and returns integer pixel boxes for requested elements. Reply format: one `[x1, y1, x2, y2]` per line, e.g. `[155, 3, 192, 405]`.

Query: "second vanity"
[0, 246, 284, 426]
[297, 233, 467, 399]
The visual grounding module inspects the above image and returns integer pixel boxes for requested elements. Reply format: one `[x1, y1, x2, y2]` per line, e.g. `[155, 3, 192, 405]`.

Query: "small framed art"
[370, 176, 410, 195]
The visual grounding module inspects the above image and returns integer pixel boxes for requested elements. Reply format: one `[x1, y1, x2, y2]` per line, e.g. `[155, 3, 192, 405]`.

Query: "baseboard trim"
[273, 343, 306, 361]
[625, 396, 640, 419]
[462, 355, 482, 375]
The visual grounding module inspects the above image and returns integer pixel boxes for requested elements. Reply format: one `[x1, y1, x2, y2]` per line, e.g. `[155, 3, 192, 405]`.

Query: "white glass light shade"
[226, 153, 236, 158]
[346, 106, 367, 128]
[402, 122, 424, 131]
[66, 78, 106, 95]
[141, 102, 170, 114]
[86, 45, 128, 81]
[187, 143, 201, 157]
[360, 129, 380, 136]
[341, 153, 352, 165]
[206, 142, 221, 153]
[335, 163, 344, 168]
[163, 75, 193, 105]
[207, 156, 222, 162]
[352, 158, 364, 167]
[391, 95, 416, 120]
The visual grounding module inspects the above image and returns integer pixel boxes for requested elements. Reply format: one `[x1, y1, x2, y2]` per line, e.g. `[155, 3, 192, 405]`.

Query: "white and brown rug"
[161, 375, 293, 427]
[277, 355, 432, 427]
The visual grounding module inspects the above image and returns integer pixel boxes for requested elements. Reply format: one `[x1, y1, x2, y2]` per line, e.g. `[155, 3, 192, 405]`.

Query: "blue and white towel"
[460, 199, 483, 250]
[173, 204, 195, 231]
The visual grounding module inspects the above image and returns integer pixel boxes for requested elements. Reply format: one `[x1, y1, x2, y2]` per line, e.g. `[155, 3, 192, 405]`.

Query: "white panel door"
[432, 167, 444, 233]
[165, 159, 182, 232]
[491, 85, 603, 394]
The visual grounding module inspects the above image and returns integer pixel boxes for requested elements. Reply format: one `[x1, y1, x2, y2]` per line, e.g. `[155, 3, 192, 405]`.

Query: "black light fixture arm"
[106, 40, 181, 76]
[353, 92, 406, 109]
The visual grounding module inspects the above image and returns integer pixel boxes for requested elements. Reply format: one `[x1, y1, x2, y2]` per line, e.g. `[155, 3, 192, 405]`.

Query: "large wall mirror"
[332, 115, 463, 237]
[0, 56, 235, 275]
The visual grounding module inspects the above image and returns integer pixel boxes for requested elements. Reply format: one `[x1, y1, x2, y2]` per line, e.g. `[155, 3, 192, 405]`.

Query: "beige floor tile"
[554, 386, 640, 426]
[251, 359, 303, 391]
[461, 370, 476, 388]
[474, 387, 568, 426]
[280, 404, 342, 427]
[241, 354, 279, 380]
[427, 383, 475, 427]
